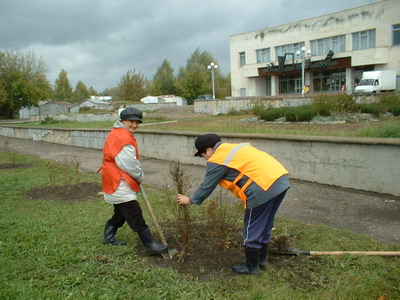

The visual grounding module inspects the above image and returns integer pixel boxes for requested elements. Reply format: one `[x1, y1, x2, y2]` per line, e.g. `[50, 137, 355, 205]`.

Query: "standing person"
[177, 134, 290, 275]
[100, 107, 167, 255]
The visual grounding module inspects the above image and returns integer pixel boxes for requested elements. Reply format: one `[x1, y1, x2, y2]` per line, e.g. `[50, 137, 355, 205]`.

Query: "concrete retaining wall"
[194, 94, 382, 116]
[1, 125, 399, 196]
[194, 97, 313, 115]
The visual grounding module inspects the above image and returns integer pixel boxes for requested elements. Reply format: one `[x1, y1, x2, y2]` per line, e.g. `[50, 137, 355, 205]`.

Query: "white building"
[69, 98, 113, 113]
[229, 0, 400, 97]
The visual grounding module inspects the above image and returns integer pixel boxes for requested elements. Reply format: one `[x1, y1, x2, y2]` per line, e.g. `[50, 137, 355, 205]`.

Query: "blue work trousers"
[243, 190, 287, 248]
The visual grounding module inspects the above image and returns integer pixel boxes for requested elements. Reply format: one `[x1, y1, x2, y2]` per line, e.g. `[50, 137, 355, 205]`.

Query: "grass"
[13, 117, 166, 129]
[1, 152, 400, 299]
[9, 113, 400, 138]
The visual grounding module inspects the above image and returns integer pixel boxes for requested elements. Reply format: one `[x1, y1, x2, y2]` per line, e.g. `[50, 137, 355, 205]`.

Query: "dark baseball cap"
[194, 134, 221, 157]
[120, 107, 143, 123]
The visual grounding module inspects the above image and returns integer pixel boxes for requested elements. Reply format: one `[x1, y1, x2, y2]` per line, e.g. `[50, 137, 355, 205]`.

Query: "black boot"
[137, 228, 168, 255]
[102, 221, 127, 245]
[259, 243, 268, 270]
[232, 247, 260, 275]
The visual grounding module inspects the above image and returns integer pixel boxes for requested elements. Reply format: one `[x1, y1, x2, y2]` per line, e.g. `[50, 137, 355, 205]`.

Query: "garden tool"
[274, 248, 400, 256]
[140, 186, 178, 260]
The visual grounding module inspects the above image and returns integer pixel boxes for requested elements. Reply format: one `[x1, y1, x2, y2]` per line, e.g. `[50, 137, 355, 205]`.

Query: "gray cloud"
[0, 0, 372, 92]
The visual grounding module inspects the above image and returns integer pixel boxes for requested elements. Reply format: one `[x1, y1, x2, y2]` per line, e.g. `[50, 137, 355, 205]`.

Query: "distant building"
[229, 0, 400, 96]
[140, 96, 166, 104]
[69, 98, 113, 113]
[140, 95, 187, 106]
[19, 101, 70, 118]
[90, 95, 112, 101]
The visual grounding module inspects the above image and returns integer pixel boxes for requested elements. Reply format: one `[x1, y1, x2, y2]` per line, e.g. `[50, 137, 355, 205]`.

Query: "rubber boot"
[259, 243, 268, 270]
[232, 247, 260, 275]
[102, 221, 127, 245]
[137, 228, 168, 255]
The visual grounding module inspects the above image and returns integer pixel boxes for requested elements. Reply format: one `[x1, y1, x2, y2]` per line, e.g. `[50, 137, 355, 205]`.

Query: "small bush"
[259, 107, 289, 121]
[388, 103, 400, 116]
[40, 116, 60, 124]
[313, 94, 356, 116]
[379, 92, 400, 106]
[357, 101, 400, 117]
[284, 106, 318, 122]
[251, 100, 268, 116]
[356, 103, 382, 116]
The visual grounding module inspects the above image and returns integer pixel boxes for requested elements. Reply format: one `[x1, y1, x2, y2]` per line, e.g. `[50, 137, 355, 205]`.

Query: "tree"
[73, 81, 89, 103]
[174, 48, 218, 102]
[152, 59, 175, 95]
[0, 50, 51, 119]
[216, 72, 231, 99]
[54, 69, 73, 102]
[117, 69, 146, 101]
[88, 86, 98, 96]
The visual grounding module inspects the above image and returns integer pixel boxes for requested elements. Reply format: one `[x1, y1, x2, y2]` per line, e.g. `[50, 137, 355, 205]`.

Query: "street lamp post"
[207, 62, 218, 99]
[296, 47, 311, 97]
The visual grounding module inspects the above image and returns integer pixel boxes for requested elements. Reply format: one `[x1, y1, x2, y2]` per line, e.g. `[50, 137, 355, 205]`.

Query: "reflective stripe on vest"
[208, 143, 288, 206]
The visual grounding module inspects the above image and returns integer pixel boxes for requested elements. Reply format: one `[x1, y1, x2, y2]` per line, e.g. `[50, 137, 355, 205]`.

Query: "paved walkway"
[1, 135, 399, 245]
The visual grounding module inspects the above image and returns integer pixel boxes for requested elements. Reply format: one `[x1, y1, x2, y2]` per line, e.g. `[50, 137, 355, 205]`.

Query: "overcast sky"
[1, 0, 374, 93]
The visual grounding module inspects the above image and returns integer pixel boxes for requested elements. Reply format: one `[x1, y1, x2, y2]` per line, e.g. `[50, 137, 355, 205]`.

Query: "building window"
[256, 48, 270, 63]
[240, 88, 246, 97]
[275, 42, 305, 61]
[352, 29, 375, 50]
[278, 75, 301, 94]
[393, 24, 400, 46]
[239, 52, 246, 67]
[310, 35, 345, 56]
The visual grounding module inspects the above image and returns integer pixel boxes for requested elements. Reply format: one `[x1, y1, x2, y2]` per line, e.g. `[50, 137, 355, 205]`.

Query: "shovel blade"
[160, 248, 179, 260]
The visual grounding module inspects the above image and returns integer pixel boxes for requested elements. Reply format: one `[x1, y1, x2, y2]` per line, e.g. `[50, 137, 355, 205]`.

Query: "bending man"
[177, 133, 290, 274]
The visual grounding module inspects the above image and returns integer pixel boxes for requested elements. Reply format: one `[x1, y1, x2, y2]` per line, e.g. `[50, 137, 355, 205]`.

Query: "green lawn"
[1, 152, 399, 299]
[10, 114, 400, 138]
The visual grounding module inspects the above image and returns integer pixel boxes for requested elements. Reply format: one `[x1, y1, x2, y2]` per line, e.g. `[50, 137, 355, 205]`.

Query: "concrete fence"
[0, 125, 399, 197]
[194, 94, 382, 116]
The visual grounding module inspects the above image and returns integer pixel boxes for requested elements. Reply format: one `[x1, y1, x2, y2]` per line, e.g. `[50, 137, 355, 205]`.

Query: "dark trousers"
[243, 190, 287, 248]
[108, 200, 148, 233]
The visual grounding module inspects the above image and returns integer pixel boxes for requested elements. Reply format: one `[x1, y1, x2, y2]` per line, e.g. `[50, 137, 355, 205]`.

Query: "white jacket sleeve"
[115, 144, 144, 184]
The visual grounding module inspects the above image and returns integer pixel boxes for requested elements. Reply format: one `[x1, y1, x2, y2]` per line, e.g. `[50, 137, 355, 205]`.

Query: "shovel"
[274, 247, 400, 256]
[140, 186, 178, 259]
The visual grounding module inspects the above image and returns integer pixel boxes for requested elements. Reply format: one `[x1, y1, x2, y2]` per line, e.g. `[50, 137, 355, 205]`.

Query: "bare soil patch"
[138, 223, 314, 282]
[0, 163, 33, 170]
[25, 182, 102, 202]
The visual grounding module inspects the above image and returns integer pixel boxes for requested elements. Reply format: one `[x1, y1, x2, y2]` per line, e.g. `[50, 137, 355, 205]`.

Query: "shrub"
[357, 100, 400, 117]
[40, 116, 60, 124]
[251, 100, 269, 116]
[259, 107, 289, 121]
[312, 94, 356, 116]
[378, 93, 400, 116]
[356, 103, 382, 116]
[284, 105, 318, 122]
[388, 103, 400, 116]
[379, 92, 400, 106]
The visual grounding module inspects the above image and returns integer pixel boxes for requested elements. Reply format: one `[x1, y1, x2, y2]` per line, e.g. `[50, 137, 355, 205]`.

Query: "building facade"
[229, 0, 400, 97]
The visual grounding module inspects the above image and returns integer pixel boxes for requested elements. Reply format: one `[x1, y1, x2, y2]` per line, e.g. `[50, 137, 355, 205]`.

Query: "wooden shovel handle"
[139, 186, 168, 246]
[309, 251, 400, 256]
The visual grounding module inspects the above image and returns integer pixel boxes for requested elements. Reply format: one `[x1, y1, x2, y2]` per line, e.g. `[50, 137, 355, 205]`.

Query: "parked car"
[194, 95, 213, 101]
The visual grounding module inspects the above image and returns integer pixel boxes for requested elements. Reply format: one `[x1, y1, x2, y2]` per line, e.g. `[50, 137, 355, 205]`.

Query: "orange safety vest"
[208, 143, 288, 205]
[101, 128, 140, 194]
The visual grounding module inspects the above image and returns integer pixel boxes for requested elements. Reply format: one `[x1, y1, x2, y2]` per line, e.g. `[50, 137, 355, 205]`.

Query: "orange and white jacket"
[101, 121, 144, 204]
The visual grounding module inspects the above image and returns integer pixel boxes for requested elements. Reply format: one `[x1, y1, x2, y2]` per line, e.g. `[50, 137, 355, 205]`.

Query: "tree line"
[0, 48, 231, 119]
